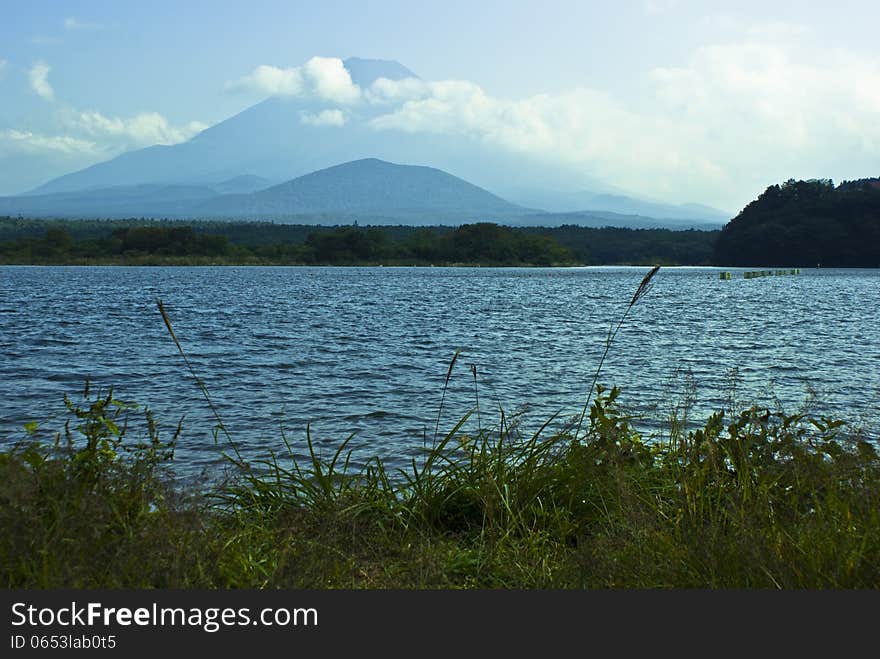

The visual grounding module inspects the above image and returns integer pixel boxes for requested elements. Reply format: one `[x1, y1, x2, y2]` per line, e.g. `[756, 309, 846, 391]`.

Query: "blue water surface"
[2, 265, 878, 476]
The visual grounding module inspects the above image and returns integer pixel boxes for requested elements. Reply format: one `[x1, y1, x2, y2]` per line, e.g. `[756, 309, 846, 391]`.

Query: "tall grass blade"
[574, 266, 660, 441]
[156, 298, 245, 468]
[433, 348, 462, 445]
[471, 363, 482, 435]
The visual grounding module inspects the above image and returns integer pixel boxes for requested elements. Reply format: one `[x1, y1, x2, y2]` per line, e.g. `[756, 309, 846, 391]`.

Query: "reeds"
[3, 383, 877, 588]
[574, 265, 660, 441]
[433, 348, 461, 445]
[156, 298, 245, 468]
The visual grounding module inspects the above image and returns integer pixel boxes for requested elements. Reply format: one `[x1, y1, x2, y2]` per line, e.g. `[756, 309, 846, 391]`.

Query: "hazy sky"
[1, 0, 879, 211]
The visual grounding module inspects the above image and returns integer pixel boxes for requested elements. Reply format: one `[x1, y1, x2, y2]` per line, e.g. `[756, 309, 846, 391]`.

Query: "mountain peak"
[342, 57, 419, 87]
[321, 157, 422, 171]
[195, 157, 523, 221]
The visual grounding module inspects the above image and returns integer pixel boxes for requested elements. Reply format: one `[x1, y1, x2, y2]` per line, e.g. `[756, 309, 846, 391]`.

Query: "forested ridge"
[0, 218, 717, 266]
[714, 178, 880, 267]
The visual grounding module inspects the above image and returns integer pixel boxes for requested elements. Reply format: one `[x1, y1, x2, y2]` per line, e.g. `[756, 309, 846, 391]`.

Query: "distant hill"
[713, 177, 880, 267]
[0, 159, 528, 224]
[583, 194, 729, 223]
[506, 188, 729, 224]
[211, 175, 274, 194]
[195, 158, 529, 222]
[0, 184, 218, 218]
[509, 210, 724, 231]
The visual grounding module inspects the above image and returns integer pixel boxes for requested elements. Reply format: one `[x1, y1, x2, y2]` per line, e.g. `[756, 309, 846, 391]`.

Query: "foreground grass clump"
[2, 385, 878, 588]
[0, 389, 213, 587]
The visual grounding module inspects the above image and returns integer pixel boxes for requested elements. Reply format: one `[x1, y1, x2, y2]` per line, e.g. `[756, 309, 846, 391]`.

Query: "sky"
[1, 0, 879, 212]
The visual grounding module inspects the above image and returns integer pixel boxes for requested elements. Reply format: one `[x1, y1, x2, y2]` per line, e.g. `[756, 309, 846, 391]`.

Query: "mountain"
[211, 174, 275, 194]
[23, 57, 725, 225]
[510, 210, 724, 230]
[0, 158, 725, 228]
[0, 184, 218, 217]
[504, 188, 730, 223]
[0, 159, 528, 223]
[342, 57, 420, 85]
[0, 156, 727, 229]
[579, 194, 729, 223]
[195, 158, 527, 222]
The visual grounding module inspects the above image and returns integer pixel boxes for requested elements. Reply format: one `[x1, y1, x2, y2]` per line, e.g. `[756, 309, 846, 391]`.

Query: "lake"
[2, 265, 878, 476]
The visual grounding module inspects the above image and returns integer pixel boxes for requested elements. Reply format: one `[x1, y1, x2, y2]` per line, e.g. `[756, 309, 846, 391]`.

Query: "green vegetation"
[714, 177, 880, 267]
[3, 382, 877, 588]
[523, 225, 717, 266]
[0, 216, 718, 266]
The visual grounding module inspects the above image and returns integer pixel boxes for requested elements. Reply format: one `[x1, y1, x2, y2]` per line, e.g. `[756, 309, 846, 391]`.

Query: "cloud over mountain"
[0, 129, 98, 155]
[226, 56, 361, 104]
[67, 110, 207, 148]
[28, 61, 54, 101]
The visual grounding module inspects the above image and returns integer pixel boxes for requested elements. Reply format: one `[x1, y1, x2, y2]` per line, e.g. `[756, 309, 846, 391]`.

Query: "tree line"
[0, 219, 718, 266]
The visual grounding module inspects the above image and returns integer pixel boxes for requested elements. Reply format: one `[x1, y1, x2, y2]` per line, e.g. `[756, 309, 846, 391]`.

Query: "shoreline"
[2, 386, 877, 589]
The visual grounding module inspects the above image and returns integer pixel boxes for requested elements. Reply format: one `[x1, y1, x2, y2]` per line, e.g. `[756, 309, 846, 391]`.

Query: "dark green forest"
[714, 177, 880, 267]
[0, 217, 718, 266]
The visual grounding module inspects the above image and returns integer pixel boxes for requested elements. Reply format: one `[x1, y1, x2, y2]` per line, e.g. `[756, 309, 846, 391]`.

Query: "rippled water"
[2, 265, 878, 475]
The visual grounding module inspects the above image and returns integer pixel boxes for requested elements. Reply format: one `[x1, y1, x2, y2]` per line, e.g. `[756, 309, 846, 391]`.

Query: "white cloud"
[30, 35, 62, 45]
[366, 77, 716, 200]
[0, 129, 99, 156]
[28, 61, 54, 101]
[226, 56, 361, 104]
[364, 76, 429, 104]
[369, 79, 502, 136]
[359, 26, 880, 210]
[301, 57, 360, 104]
[63, 18, 104, 31]
[300, 109, 346, 127]
[647, 34, 880, 200]
[69, 110, 208, 147]
[5, 63, 207, 162]
[226, 64, 303, 96]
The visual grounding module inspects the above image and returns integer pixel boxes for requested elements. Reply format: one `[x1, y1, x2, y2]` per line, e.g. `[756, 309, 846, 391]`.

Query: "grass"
[1, 268, 878, 589]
